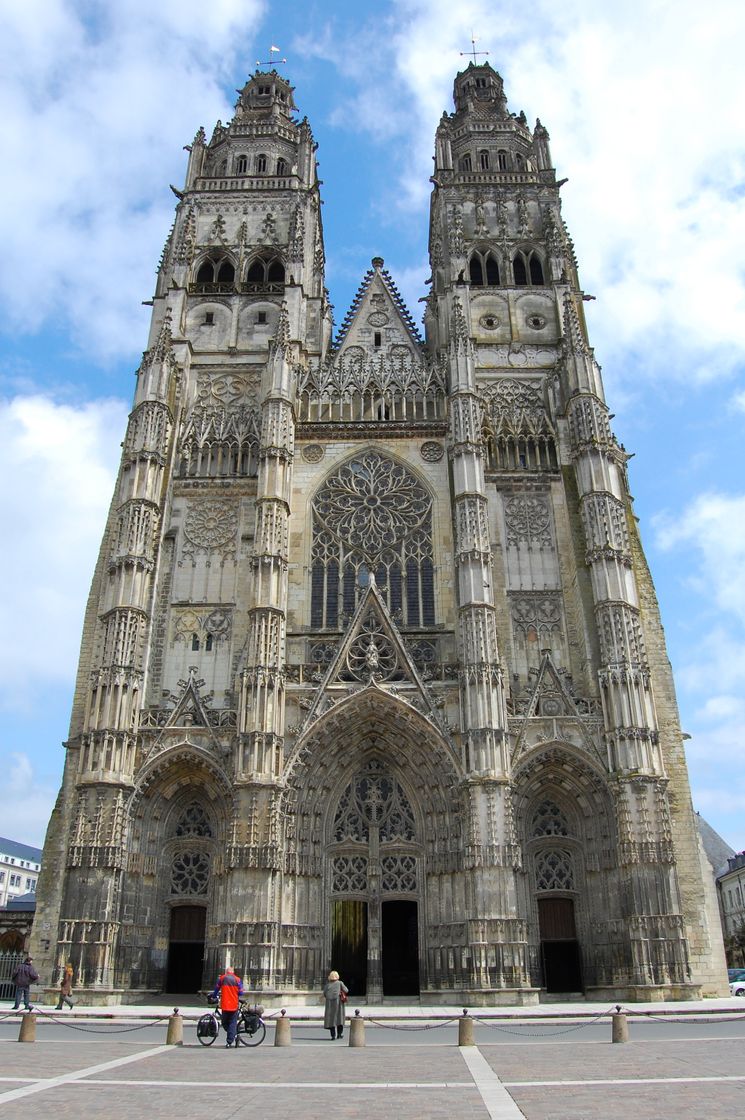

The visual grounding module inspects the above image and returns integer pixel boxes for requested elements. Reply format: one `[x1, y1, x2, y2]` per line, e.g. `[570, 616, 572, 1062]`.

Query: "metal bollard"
[166, 1008, 183, 1045]
[349, 1009, 365, 1047]
[611, 1006, 629, 1043]
[458, 1009, 474, 1046]
[274, 1009, 292, 1046]
[18, 1011, 37, 1043]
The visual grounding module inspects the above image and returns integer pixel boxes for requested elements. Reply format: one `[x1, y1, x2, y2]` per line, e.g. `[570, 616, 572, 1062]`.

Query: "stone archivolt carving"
[182, 499, 239, 559]
[503, 494, 553, 547]
[333, 764, 417, 843]
[298, 349, 446, 424]
[534, 848, 574, 891]
[481, 378, 553, 437]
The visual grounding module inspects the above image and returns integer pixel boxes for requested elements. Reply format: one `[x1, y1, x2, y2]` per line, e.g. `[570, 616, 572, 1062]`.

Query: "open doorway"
[331, 899, 368, 996]
[382, 899, 420, 996]
[166, 905, 205, 993]
[538, 897, 583, 992]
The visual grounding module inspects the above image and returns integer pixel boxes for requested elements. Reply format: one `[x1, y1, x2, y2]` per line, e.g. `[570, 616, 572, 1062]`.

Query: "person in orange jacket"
[210, 965, 244, 1047]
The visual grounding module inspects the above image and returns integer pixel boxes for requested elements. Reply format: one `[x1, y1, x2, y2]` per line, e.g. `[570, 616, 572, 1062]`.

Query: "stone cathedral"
[32, 62, 726, 1004]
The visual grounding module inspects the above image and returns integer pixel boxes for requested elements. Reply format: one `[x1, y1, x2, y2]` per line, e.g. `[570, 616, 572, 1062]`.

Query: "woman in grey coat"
[322, 969, 349, 1039]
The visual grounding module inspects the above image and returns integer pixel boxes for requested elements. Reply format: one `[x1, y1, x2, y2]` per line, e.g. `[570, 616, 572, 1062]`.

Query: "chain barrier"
[29, 1008, 171, 1034]
[620, 1005, 745, 1026]
[365, 1016, 459, 1031]
[470, 1007, 613, 1037]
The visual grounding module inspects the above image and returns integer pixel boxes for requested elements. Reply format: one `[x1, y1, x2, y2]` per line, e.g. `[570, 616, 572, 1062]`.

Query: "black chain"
[471, 1008, 612, 1037]
[32, 1008, 171, 1034]
[620, 1005, 745, 1026]
[365, 1016, 459, 1031]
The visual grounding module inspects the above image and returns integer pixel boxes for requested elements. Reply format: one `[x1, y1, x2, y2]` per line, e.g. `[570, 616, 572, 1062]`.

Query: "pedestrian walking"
[210, 965, 243, 1047]
[55, 963, 75, 1010]
[11, 956, 39, 1011]
[322, 969, 349, 1039]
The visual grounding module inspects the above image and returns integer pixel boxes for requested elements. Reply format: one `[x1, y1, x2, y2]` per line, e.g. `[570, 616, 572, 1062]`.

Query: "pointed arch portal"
[286, 686, 463, 1000]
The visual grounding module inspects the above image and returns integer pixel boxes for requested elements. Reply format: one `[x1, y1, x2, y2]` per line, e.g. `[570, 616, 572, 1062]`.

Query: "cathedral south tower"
[32, 63, 726, 1004]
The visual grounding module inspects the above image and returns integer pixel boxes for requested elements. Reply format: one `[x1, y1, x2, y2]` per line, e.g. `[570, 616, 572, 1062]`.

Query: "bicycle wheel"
[197, 1012, 219, 1046]
[236, 1013, 266, 1046]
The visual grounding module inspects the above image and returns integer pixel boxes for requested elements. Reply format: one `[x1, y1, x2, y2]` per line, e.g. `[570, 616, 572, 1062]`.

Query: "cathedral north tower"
[32, 63, 725, 1005]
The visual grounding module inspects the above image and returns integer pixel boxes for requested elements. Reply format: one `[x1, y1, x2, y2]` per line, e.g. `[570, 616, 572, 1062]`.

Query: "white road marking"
[0, 1044, 171, 1104]
[460, 1046, 527, 1118]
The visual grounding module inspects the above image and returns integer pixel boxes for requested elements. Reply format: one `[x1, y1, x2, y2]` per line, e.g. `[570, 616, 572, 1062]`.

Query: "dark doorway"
[331, 900, 367, 996]
[167, 905, 205, 993]
[538, 897, 583, 993]
[382, 900, 420, 996]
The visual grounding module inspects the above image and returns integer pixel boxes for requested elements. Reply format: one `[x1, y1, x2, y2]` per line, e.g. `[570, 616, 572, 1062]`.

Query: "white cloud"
[310, 0, 745, 386]
[0, 393, 128, 708]
[0, 0, 265, 359]
[0, 752, 57, 850]
[655, 492, 745, 623]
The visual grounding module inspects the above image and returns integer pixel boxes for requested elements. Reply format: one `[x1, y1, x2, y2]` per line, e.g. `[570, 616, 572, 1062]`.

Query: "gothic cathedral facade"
[32, 63, 726, 1003]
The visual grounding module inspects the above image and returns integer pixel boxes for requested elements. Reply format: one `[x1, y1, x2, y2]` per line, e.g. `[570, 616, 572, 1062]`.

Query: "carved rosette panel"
[182, 499, 238, 560]
[510, 592, 563, 646]
[503, 494, 553, 548]
[171, 850, 210, 895]
[381, 854, 417, 892]
[172, 607, 232, 645]
[331, 855, 368, 893]
[196, 371, 262, 409]
[534, 848, 574, 892]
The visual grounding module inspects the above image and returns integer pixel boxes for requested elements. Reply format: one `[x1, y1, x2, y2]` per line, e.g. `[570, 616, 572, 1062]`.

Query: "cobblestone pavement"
[1, 1026, 744, 1119]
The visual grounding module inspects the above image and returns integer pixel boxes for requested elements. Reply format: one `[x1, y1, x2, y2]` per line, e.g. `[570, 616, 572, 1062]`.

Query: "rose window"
[311, 451, 435, 628]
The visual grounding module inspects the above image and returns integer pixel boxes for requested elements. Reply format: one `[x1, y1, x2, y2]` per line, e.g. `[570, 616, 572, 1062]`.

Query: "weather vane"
[256, 44, 287, 67]
[459, 34, 488, 65]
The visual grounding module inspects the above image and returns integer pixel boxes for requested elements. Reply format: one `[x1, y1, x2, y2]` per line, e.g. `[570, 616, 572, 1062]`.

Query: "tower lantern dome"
[453, 62, 508, 116]
[233, 69, 297, 121]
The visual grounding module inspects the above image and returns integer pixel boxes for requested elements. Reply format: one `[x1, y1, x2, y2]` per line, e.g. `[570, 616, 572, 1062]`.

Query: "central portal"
[328, 760, 423, 1001]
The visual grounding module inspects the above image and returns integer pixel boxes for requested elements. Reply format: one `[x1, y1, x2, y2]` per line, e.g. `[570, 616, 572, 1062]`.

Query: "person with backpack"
[210, 965, 243, 1048]
[12, 956, 39, 1011]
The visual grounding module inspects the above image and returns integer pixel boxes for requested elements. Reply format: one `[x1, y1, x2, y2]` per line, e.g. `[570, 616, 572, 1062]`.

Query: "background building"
[31, 63, 726, 1003]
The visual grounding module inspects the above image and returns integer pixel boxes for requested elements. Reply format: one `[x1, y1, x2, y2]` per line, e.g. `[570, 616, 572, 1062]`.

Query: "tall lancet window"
[310, 451, 435, 629]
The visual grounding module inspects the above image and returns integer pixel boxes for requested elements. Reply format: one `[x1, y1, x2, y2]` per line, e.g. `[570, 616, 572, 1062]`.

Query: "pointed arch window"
[256, 153, 268, 173]
[276, 157, 288, 175]
[192, 254, 236, 293]
[235, 154, 248, 174]
[512, 249, 545, 286]
[497, 149, 509, 170]
[244, 254, 285, 292]
[469, 248, 500, 287]
[310, 451, 435, 629]
[478, 149, 490, 170]
[459, 154, 472, 173]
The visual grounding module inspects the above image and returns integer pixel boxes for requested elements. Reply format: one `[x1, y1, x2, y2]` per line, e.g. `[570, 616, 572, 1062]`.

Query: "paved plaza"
[1, 1001, 744, 1118]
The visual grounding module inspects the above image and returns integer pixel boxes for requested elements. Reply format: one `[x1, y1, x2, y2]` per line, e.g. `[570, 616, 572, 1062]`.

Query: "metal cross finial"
[460, 34, 488, 65]
[256, 44, 287, 67]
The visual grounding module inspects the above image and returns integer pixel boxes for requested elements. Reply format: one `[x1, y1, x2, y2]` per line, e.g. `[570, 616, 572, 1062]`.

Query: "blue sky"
[1, 0, 744, 853]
